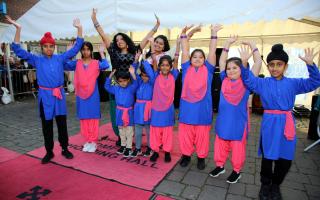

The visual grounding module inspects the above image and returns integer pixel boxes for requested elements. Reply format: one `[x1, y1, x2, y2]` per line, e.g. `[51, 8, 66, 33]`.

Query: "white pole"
[5, 43, 14, 102]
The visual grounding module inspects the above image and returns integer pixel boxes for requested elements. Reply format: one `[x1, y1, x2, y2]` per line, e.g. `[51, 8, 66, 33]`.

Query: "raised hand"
[129, 65, 135, 75]
[135, 49, 142, 62]
[73, 18, 82, 29]
[5, 15, 21, 29]
[211, 24, 223, 34]
[98, 43, 106, 53]
[109, 69, 116, 78]
[181, 25, 194, 35]
[91, 8, 98, 20]
[228, 35, 238, 45]
[299, 48, 317, 65]
[187, 24, 201, 39]
[242, 40, 257, 49]
[238, 45, 252, 67]
[154, 13, 160, 28]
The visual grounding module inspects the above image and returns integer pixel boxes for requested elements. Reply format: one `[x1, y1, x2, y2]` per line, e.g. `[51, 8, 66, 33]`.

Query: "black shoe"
[61, 149, 74, 159]
[116, 137, 121, 146]
[259, 184, 271, 200]
[179, 155, 191, 167]
[117, 146, 125, 154]
[197, 157, 205, 170]
[164, 152, 171, 163]
[41, 152, 54, 164]
[150, 152, 159, 162]
[131, 149, 142, 157]
[209, 166, 225, 177]
[144, 147, 152, 157]
[123, 148, 132, 157]
[226, 170, 241, 184]
[270, 184, 282, 200]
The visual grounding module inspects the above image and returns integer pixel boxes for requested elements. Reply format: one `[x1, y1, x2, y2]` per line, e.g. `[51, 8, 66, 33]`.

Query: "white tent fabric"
[1, 0, 320, 42]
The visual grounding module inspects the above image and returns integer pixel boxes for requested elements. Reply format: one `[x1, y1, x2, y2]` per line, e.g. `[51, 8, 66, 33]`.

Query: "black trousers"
[40, 101, 69, 153]
[260, 157, 292, 185]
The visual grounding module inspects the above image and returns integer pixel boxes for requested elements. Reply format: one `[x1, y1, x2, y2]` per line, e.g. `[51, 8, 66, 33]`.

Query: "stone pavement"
[0, 94, 319, 200]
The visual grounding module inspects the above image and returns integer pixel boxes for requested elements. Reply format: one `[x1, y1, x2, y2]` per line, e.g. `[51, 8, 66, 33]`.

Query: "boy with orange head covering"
[6, 15, 84, 164]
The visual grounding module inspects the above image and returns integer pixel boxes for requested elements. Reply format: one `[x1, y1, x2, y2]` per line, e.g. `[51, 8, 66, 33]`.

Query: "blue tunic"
[150, 69, 179, 127]
[242, 64, 320, 160]
[179, 60, 214, 125]
[104, 78, 138, 126]
[215, 71, 250, 140]
[134, 61, 155, 125]
[11, 37, 84, 120]
[64, 59, 109, 119]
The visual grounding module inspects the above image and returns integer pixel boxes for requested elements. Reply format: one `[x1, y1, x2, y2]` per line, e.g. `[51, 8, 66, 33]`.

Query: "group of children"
[7, 10, 320, 200]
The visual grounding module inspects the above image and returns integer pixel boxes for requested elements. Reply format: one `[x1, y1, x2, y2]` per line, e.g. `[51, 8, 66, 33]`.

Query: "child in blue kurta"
[242, 44, 320, 199]
[64, 42, 109, 153]
[132, 60, 155, 157]
[210, 38, 262, 184]
[105, 66, 138, 157]
[7, 16, 84, 164]
[178, 25, 221, 170]
[149, 55, 179, 163]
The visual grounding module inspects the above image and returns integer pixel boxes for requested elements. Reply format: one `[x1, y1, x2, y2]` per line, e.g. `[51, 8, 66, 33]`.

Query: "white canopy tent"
[1, 0, 320, 106]
[1, 0, 320, 42]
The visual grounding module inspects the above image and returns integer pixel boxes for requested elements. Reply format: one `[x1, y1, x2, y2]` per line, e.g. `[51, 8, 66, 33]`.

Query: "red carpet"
[28, 123, 181, 190]
[0, 155, 154, 200]
[0, 147, 20, 163]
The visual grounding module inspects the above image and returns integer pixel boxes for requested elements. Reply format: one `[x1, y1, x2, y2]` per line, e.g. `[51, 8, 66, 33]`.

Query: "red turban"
[40, 32, 55, 45]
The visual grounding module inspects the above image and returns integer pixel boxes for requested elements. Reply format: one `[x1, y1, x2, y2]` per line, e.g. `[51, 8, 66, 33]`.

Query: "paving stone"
[239, 173, 254, 184]
[206, 176, 229, 188]
[182, 171, 208, 187]
[155, 180, 185, 196]
[286, 172, 310, 184]
[281, 187, 308, 200]
[228, 182, 245, 195]
[198, 185, 227, 200]
[281, 180, 305, 191]
[307, 175, 320, 186]
[226, 194, 252, 200]
[166, 170, 186, 182]
[305, 185, 320, 197]
[245, 184, 259, 199]
[181, 186, 201, 200]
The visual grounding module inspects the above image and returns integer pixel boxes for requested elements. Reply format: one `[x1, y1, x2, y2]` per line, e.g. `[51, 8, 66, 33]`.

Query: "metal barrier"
[0, 67, 74, 101]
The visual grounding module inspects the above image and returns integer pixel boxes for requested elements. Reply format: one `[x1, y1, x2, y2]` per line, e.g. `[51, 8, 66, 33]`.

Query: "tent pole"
[5, 43, 15, 102]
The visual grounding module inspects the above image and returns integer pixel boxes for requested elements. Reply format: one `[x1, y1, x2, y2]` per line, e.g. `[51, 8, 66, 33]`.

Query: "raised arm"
[180, 25, 194, 64]
[61, 18, 84, 61]
[148, 37, 158, 71]
[173, 35, 181, 69]
[207, 24, 223, 66]
[219, 35, 237, 72]
[91, 8, 112, 48]
[98, 43, 110, 70]
[104, 69, 116, 94]
[139, 14, 160, 50]
[242, 41, 262, 76]
[6, 15, 37, 66]
[295, 49, 320, 94]
[142, 60, 155, 84]
[5, 15, 21, 43]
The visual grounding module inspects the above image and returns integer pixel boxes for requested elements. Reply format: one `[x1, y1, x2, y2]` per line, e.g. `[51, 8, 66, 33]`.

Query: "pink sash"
[221, 78, 246, 106]
[116, 106, 133, 127]
[264, 110, 295, 140]
[136, 99, 152, 121]
[152, 73, 175, 111]
[181, 65, 208, 103]
[39, 85, 63, 100]
[74, 59, 100, 99]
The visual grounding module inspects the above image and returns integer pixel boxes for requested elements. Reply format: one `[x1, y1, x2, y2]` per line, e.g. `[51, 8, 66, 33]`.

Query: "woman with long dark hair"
[91, 9, 160, 144]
